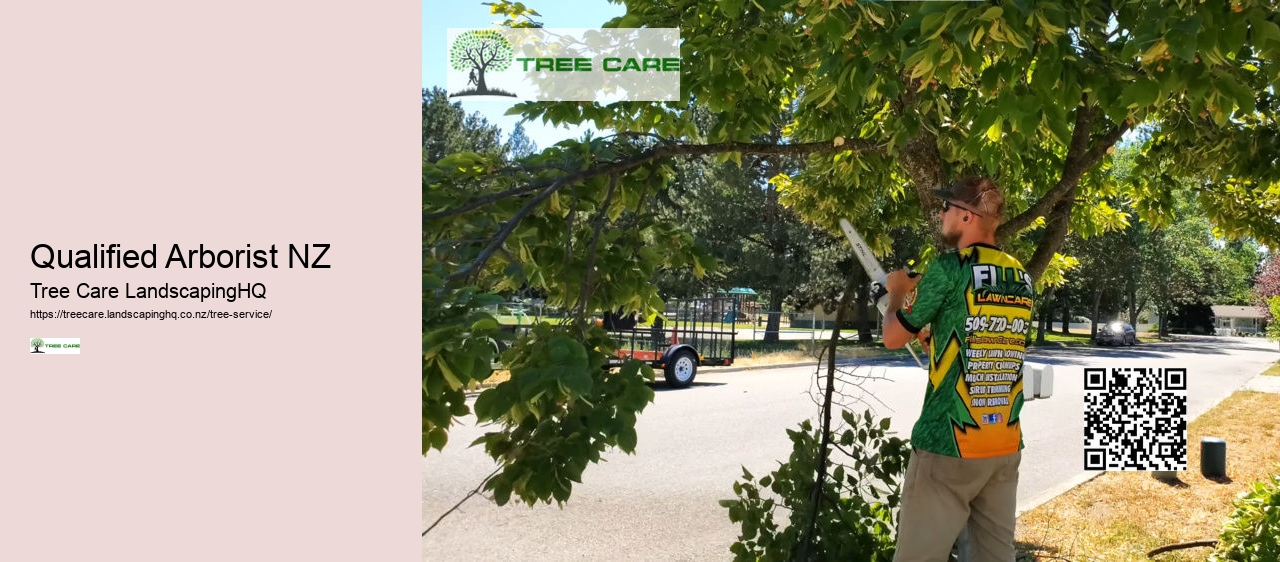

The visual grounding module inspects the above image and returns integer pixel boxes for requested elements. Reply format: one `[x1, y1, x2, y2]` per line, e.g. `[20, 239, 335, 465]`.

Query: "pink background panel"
[0, 2, 421, 560]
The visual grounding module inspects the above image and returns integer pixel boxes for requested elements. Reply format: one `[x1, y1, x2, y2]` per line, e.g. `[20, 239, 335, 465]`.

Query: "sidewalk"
[1242, 371, 1280, 394]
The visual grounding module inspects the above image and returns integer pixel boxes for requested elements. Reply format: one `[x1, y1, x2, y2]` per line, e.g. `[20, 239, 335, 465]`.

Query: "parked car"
[1096, 321, 1137, 346]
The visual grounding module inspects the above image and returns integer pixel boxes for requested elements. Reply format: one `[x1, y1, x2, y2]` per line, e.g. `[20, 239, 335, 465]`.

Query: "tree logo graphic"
[449, 29, 516, 98]
[30, 338, 45, 353]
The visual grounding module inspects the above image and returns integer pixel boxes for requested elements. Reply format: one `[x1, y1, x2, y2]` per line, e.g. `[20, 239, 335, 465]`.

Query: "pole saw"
[838, 218, 925, 369]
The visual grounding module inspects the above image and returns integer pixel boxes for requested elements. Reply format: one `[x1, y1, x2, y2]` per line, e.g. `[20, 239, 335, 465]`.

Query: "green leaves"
[1252, 18, 1280, 49]
[1211, 470, 1280, 561]
[1124, 79, 1161, 109]
[1165, 16, 1203, 63]
[724, 413, 910, 560]
[985, 119, 1003, 143]
[718, 0, 744, 18]
[453, 322, 655, 506]
[422, 268, 507, 455]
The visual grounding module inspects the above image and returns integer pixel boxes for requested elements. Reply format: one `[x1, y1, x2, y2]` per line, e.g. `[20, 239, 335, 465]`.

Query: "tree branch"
[1146, 539, 1218, 557]
[561, 191, 581, 270]
[444, 176, 566, 283]
[425, 139, 878, 223]
[425, 182, 547, 221]
[998, 103, 1097, 239]
[798, 272, 859, 560]
[998, 106, 1132, 242]
[1023, 190, 1077, 282]
[575, 174, 620, 322]
[430, 140, 882, 286]
[422, 466, 502, 537]
[743, 233, 771, 249]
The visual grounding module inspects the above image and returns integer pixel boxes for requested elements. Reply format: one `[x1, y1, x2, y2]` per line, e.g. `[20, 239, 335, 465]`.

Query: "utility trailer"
[604, 298, 739, 388]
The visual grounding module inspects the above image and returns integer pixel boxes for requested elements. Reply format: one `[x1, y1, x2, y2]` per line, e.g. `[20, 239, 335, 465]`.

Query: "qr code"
[1083, 367, 1187, 471]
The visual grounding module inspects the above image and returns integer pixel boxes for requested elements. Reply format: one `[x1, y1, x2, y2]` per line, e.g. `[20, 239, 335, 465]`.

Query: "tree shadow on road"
[1027, 337, 1278, 367]
[650, 381, 727, 392]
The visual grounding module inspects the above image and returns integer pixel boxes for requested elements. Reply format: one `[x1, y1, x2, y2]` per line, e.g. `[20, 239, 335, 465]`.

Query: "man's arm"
[882, 269, 921, 349]
[882, 290, 912, 349]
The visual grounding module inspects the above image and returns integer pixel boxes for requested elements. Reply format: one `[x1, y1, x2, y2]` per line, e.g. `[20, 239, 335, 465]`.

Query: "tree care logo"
[30, 337, 80, 354]
[448, 30, 516, 98]
[445, 28, 680, 102]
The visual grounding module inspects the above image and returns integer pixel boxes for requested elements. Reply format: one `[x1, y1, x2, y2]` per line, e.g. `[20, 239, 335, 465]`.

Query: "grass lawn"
[1032, 331, 1093, 345]
[1015, 390, 1280, 561]
[1262, 359, 1280, 377]
[1029, 330, 1161, 346]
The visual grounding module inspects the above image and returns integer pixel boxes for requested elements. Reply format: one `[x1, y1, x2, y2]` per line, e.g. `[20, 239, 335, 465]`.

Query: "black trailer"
[605, 298, 739, 388]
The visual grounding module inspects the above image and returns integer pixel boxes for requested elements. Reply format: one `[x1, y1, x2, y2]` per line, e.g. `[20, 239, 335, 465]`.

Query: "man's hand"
[917, 326, 932, 353]
[886, 269, 921, 296]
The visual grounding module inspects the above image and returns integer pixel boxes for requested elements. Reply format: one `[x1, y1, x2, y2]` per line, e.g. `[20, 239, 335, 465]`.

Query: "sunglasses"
[942, 199, 983, 216]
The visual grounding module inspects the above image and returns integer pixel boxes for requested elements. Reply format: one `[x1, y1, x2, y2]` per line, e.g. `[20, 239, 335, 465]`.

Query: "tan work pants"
[893, 448, 1021, 562]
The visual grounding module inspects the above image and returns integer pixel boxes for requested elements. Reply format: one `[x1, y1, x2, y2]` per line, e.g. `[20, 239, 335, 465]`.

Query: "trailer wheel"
[664, 349, 698, 388]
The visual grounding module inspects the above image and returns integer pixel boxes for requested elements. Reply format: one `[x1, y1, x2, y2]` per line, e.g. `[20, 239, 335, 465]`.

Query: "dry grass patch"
[727, 345, 898, 368]
[1016, 391, 1280, 561]
[478, 369, 511, 386]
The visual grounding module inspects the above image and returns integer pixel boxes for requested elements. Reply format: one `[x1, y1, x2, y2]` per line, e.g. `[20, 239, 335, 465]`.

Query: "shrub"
[720, 410, 910, 561]
[1211, 470, 1280, 561]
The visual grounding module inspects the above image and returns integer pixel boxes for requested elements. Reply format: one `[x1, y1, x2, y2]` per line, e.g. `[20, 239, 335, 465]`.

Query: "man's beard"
[941, 228, 961, 248]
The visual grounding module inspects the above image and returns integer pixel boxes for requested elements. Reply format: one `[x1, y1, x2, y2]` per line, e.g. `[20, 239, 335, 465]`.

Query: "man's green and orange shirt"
[896, 243, 1036, 459]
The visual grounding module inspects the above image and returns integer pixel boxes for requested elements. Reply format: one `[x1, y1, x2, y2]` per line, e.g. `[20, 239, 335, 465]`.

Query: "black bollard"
[1201, 437, 1227, 479]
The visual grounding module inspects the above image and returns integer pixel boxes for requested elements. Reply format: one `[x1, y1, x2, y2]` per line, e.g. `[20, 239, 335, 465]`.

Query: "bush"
[720, 410, 910, 561]
[1211, 470, 1280, 561]
[1265, 297, 1280, 344]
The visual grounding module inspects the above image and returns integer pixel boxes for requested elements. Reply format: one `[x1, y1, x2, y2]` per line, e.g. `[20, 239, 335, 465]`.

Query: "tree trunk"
[476, 67, 488, 92]
[1061, 296, 1071, 335]
[1127, 286, 1138, 327]
[763, 290, 784, 343]
[1036, 287, 1055, 344]
[899, 131, 948, 247]
[1091, 289, 1102, 340]
[1158, 309, 1169, 338]
[854, 267, 873, 343]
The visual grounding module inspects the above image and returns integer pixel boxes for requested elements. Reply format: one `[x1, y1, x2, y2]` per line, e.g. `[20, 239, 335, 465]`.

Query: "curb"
[1017, 470, 1104, 516]
[1028, 340, 1091, 348]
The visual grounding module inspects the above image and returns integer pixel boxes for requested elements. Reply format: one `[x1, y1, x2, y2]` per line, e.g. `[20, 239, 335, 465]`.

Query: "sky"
[424, 1, 627, 151]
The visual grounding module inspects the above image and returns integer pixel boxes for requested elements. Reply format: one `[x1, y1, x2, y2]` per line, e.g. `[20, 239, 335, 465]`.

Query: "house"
[1211, 305, 1267, 336]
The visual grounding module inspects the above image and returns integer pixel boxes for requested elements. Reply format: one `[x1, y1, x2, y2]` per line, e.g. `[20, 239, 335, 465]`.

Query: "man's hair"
[938, 177, 1005, 231]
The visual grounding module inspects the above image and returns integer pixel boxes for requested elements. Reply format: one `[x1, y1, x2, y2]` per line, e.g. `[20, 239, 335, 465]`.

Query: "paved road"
[421, 336, 1279, 561]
